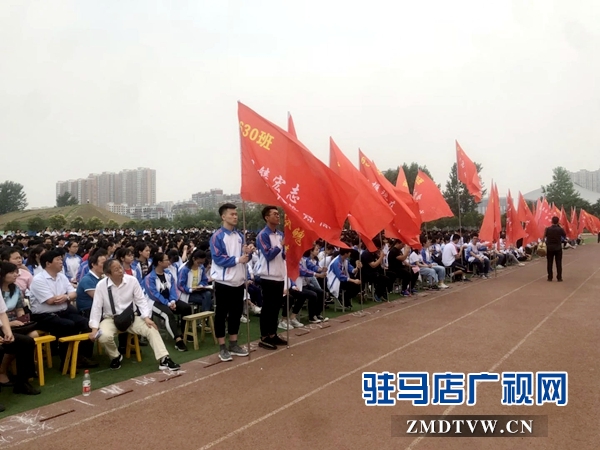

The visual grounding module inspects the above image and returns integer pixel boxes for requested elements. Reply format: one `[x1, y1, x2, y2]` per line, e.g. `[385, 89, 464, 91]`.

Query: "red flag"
[358, 150, 421, 247]
[412, 170, 454, 223]
[505, 190, 527, 246]
[479, 182, 500, 243]
[559, 206, 571, 239]
[578, 209, 587, 235]
[238, 102, 356, 244]
[536, 198, 553, 230]
[396, 166, 410, 194]
[517, 192, 540, 243]
[569, 208, 579, 240]
[329, 139, 395, 240]
[516, 192, 532, 224]
[456, 140, 482, 203]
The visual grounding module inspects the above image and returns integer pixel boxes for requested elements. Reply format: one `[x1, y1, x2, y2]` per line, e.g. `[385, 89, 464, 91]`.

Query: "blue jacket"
[76, 260, 90, 282]
[209, 227, 246, 286]
[254, 226, 286, 281]
[145, 269, 178, 305]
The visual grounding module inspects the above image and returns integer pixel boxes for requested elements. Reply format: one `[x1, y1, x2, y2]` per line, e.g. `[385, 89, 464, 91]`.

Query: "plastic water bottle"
[82, 370, 91, 396]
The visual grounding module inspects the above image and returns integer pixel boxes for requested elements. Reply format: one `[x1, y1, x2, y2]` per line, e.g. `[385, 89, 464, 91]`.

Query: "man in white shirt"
[88, 259, 180, 371]
[441, 235, 470, 282]
[29, 250, 98, 369]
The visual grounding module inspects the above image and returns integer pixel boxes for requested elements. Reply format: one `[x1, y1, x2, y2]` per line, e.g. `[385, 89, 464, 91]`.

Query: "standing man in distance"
[254, 206, 287, 350]
[209, 203, 251, 362]
[544, 216, 566, 282]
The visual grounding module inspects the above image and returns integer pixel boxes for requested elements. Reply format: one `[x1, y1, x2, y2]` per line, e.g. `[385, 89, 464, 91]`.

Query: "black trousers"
[151, 300, 192, 340]
[363, 271, 395, 299]
[546, 248, 563, 280]
[0, 331, 36, 383]
[283, 288, 321, 318]
[260, 279, 284, 337]
[395, 268, 420, 290]
[340, 281, 360, 306]
[214, 283, 244, 339]
[31, 304, 93, 362]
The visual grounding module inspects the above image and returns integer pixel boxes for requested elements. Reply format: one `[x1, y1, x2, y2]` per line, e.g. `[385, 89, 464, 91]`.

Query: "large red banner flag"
[238, 102, 356, 244]
[412, 170, 454, 223]
[505, 190, 527, 246]
[479, 182, 500, 243]
[329, 139, 395, 242]
[517, 192, 540, 242]
[569, 207, 579, 240]
[456, 140, 482, 203]
[358, 150, 421, 246]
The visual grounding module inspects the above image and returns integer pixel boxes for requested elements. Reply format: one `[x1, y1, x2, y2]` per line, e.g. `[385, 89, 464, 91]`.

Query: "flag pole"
[282, 210, 290, 348]
[356, 231, 364, 315]
[242, 200, 252, 358]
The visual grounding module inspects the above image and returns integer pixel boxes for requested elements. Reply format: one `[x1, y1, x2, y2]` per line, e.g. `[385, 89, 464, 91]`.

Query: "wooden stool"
[183, 311, 217, 350]
[59, 334, 90, 379]
[34, 335, 56, 386]
[97, 333, 142, 362]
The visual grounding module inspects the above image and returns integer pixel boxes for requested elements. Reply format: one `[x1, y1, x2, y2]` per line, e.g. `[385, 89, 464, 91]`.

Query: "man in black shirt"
[543, 216, 566, 282]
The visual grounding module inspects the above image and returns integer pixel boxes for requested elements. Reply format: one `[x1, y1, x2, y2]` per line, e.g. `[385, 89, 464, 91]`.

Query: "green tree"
[382, 163, 436, 194]
[27, 216, 47, 232]
[591, 198, 600, 216]
[87, 217, 104, 230]
[56, 191, 78, 207]
[70, 216, 86, 230]
[0, 181, 28, 215]
[150, 217, 172, 229]
[443, 162, 486, 217]
[122, 220, 138, 229]
[48, 214, 67, 230]
[105, 219, 120, 230]
[542, 167, 591, 210]
[4, 220, 21, 231]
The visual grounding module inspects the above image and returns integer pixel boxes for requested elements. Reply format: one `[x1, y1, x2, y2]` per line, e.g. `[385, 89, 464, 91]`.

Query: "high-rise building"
[191, 189, 224, 210]
[56, 167, 156, 209]
[569, 168, 600, 193]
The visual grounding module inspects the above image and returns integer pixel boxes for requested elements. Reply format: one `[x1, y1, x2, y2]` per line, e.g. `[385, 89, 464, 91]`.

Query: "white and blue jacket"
[326, 255, 354, 299]
[254, 226, 286, 281]
[145, 269, 178, 306]
[177, 264, 209, 303]
[209, 226, 246, 287]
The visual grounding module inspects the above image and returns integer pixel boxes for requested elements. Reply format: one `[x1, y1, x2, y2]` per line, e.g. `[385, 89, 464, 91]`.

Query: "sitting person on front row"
[88, 259, 180, 371]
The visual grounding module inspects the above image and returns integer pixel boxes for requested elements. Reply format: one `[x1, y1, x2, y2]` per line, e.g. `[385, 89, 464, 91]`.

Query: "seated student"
[409, 247, 440, 290]
[360, 239, 395, 301]
[29, 250, 98, 369]
[88, 259, 180, 372]
[1, 249, 33, 297]
[177, 250, 213, 312]
[26, 245, 46, 276]
[420, 236, 449, 289]
[466, 233, 491, 278]
[326, 249, 361, 307]
[63, 241, 82, 283]
[299, 245, 329, 311]
[388, 239, 418, 295]
[76, 250, 108, 319]
[441, 235, 470, 282]
[145, 253, 191, 352]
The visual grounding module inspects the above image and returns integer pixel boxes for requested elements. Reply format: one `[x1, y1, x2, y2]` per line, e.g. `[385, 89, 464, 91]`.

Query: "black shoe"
[547, 278, 552, 282]
[159, 356, 180, 371]
[77, 357, 99, 369]
[13, 382, 41, 396]
[175, 340, 188, 352]
[110, 354, 123, 370]
[272, 335, 288, 346]
[258, 338, 277, 350]
[557, 278, 563, 282]
[462, 278, 472, 282]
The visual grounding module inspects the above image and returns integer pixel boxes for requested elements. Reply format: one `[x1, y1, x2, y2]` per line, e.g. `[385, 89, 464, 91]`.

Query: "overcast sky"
[1, 0, 598, 208]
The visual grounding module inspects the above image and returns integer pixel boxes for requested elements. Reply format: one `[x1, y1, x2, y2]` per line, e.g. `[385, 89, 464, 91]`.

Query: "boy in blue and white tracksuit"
[254, 206, 287, 350]
[209, 203, 251, 361]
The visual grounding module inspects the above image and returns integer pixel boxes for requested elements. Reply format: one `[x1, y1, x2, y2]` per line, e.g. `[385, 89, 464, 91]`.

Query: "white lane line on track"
[1, 259, 546, 449]
[405, 264, 600, 450]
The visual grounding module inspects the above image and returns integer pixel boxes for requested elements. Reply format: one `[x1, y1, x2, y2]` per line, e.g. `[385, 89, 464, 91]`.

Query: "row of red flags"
[238, 103, 599, 279]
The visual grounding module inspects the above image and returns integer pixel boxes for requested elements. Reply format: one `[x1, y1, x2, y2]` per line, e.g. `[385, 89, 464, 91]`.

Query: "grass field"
[0, 204, 129, 229]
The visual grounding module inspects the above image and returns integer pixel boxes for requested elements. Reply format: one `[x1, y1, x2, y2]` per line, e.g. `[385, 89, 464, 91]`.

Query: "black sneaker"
[159, 356, 180, 371]
[13, 381, 41, 396]
[462, 278, 472, 282]
[175, 340, 188, 352]
[258, 338, 277, 350]
[77, 357, 100, 369]
[272, 335, 288, 346]
[316, 315, 329, 322]
[110, 354, 123, 370]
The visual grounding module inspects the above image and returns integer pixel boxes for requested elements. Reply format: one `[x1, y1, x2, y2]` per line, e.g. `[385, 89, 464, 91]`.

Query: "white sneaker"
[278, 320, 293, 330]
[240, 315, 249, 323]
[251, 305, 262, 315]
[439, 283, 449, 289]
[309, 316, 322, 324]
[518, 263, 525, 266]
[290, 318, 304, 328]
[496, 265, 504, 269]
